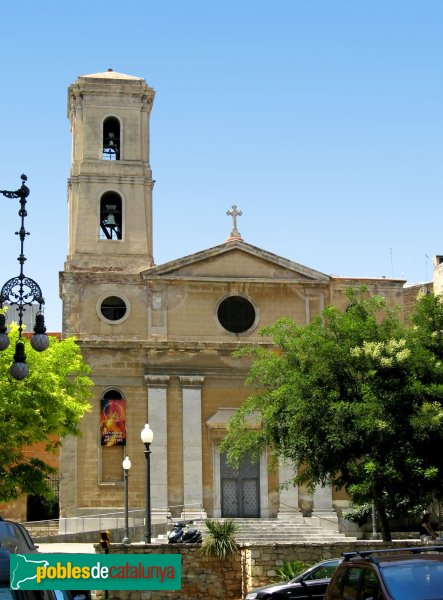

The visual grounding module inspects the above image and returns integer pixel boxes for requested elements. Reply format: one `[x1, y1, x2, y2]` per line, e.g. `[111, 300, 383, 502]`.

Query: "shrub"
[198, 518, 239, 559]
[275, 560, 312, 581]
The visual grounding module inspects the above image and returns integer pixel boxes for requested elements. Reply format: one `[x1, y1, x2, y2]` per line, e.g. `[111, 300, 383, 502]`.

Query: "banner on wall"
[100, 397, 126, 446]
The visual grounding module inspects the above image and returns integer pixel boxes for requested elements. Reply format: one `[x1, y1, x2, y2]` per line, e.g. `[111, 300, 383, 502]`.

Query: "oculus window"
[100, 296, 127, 321]
[217, 295, 256, 333]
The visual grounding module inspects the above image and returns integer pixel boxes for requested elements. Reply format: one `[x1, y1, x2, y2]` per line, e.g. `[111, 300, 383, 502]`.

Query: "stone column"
[277, 459, 301, 518]
[312, 483, 338, 528]
[180, 376, 207, 519]
[59, 436, 78, 533]
[145, 375, 170, 519]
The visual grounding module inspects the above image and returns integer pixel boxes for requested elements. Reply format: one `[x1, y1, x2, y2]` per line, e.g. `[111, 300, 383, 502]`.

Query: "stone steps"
[153, 517, 356, 544]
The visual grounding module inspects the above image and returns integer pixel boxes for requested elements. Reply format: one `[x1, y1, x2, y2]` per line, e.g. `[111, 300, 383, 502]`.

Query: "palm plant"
[198, 518, 239, 558]
[275, 560, 312, 581]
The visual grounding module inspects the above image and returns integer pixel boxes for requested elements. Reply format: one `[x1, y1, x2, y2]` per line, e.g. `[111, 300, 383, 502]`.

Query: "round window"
[100, 296, 127, 321]
[217, 295, 256, 333]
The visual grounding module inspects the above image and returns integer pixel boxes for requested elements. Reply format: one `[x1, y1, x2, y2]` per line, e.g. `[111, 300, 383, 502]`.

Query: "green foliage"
[275, 561, 312, 581]
[0, 324, 93, 502]
[221, 288, 443, 540]
[343, 504, 373, 525]
[198, 519, 239, 559]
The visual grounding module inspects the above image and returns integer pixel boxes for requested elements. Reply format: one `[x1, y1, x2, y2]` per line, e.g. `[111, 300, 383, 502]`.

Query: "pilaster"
[311, 483, 338, 528]
[145, 375, 170, 518]
[277, 459, 301, 518]
[59, 435, 78, 531]
[180, 376, 207, 519]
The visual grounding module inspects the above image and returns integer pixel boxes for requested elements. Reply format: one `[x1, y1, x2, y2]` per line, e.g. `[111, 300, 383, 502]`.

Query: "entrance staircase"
[153, 516, 356, 544]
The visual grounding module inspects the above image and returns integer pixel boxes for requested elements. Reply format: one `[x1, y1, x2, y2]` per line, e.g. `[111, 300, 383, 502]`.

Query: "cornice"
[179, 376, 205, 388]
[60, 271, 143, 283]
[144, 375, 170, 388]
[72, 339, 272, 352]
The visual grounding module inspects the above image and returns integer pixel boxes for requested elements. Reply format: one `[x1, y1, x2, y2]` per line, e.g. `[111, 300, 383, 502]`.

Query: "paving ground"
[36, 543, 97, 554]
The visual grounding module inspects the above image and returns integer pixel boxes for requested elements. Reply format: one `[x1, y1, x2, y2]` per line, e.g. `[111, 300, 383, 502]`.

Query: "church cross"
[226, 205, 243, 239]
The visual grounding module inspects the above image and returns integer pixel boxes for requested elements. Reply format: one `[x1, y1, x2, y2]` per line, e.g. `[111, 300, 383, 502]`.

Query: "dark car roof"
[326, 546, 443, 600]
[343, 545, 443, 565]
[0, 520, 38, 583]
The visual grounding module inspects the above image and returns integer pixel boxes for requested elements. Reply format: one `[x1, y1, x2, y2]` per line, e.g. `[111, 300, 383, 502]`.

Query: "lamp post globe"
[30, 313, 50, 351]
[141, 423, 154, 445]
[9, 341, 29, 380]
[0, 315, 10, 351]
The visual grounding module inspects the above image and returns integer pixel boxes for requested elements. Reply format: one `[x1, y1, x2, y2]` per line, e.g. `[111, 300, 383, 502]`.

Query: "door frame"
[212, 442, 269, 517]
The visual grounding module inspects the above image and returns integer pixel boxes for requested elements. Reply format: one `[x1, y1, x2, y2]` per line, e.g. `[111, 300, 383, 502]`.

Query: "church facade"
[59, 70, 406, 526]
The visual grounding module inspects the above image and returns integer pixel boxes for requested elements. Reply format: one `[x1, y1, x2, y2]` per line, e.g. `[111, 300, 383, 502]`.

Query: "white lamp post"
[140, 424, 154, 543]
[122, 455, 132, 544]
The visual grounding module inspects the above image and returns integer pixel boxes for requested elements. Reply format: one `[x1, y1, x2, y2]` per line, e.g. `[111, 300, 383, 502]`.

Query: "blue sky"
[0, 1, 442, 330]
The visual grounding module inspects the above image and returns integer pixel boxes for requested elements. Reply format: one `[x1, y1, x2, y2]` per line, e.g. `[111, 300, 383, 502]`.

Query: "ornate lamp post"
[122, 455, 132, 545]
[140, 423, 153, 544]
[0, 175, 49, 380]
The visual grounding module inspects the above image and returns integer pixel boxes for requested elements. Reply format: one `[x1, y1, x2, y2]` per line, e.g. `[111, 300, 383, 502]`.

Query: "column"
[58, 436, 78, 533]
[145, 375, 170, 519]
[277, 459, 301, 518]
[312, 483, 338, 528]
[180, 376, 207, 519]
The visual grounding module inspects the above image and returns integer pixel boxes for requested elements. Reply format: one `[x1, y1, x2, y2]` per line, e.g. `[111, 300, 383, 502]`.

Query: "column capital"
[144, 375, 170, 388]
[179, 376, 205, 388]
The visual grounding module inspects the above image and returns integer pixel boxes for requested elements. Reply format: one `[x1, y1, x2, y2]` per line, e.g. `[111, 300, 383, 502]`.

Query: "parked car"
[0, 517, 56, 600]
[0, 518, 39, 582]
[325, 545, 443, 600]
[245, 558, 342, 599]
[0, 520, 89, 600]
[0, 588, 58, 600]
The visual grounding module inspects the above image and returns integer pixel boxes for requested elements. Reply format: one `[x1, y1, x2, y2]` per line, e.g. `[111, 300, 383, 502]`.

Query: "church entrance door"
[220, 453, 260, 517]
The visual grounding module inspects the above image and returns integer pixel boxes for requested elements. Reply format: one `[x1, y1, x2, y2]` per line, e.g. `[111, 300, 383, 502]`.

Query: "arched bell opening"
[99, 192, 123, 240]
[102, 117, 120, 160]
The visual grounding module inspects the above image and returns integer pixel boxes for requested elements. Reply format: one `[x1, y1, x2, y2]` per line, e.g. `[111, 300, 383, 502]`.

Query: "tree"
[221, 289, 443, 541]
[0, 323, 92, 503]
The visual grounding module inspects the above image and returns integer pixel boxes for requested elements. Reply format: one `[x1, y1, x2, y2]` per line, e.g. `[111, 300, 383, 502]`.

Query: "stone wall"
[94, 539, 425, 600]
[241, 540, 423, 591]
[402, 282, 433, 318]
[95, 543, 242, 600]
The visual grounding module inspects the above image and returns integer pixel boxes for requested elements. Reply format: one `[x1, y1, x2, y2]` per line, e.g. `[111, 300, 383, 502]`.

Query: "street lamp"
[140, 423, 153, 544]
[122, 455, 132, 545]
[0, 174, 49, 379]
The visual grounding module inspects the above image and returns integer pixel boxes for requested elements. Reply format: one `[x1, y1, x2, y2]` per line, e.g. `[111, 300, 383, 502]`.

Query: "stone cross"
[226, 205, 242, 238]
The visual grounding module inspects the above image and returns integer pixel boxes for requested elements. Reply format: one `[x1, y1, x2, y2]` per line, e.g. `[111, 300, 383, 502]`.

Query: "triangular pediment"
[142, 241, 329, 282]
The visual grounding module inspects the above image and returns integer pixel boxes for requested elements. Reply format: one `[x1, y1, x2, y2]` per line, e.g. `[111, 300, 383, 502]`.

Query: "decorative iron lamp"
[0, 175, 49, 380]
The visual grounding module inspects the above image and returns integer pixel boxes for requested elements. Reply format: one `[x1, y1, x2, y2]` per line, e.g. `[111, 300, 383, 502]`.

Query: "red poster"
[100, 397, 126, 446]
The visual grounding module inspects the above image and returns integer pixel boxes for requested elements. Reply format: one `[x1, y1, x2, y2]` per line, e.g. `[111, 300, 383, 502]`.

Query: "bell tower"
[65, 69, 155, 272]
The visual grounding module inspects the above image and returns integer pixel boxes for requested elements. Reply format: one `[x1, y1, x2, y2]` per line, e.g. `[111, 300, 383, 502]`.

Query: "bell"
[105, 204, 117, 227]
[106, 213, 117, 227]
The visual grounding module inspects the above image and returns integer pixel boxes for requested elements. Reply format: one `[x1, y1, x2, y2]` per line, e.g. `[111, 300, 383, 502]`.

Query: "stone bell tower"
[65, 69, 155, 272]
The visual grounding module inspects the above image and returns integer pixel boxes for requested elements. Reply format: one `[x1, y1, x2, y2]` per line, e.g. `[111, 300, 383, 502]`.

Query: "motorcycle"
[167, 516, 203, 544]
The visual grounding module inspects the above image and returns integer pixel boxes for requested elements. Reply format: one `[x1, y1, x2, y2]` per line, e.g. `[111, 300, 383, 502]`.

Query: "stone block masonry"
[93, 540, 425, 600]
[94, 543, 241, 600]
